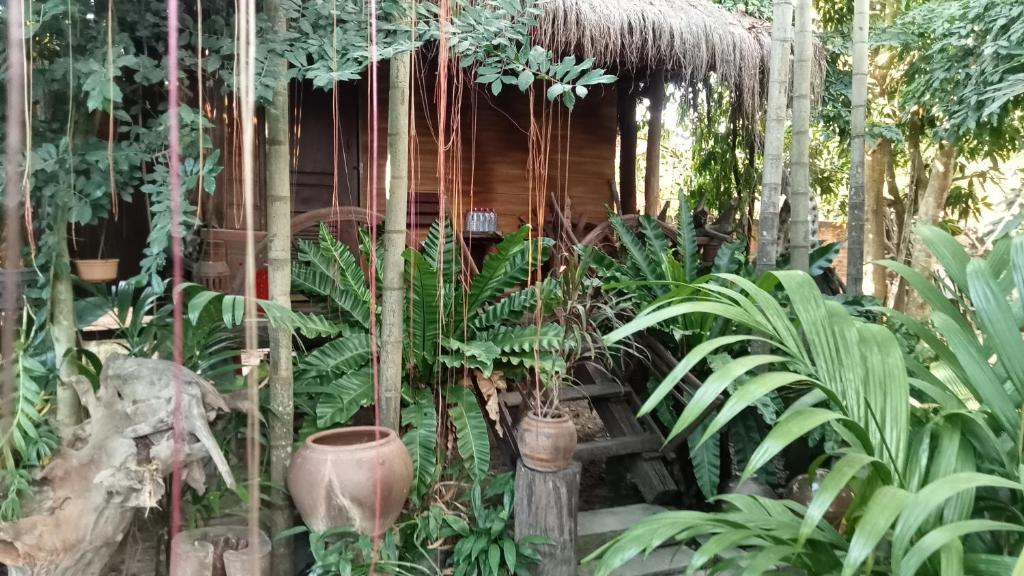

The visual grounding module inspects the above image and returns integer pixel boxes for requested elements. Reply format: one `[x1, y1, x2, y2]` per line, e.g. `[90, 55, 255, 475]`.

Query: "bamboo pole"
[755, 0, 794, 275]
[380, 1, 414, 431]
[789, 0, 813, 272]
[846, 0, 870, 294]
[264, 0, 293, 571]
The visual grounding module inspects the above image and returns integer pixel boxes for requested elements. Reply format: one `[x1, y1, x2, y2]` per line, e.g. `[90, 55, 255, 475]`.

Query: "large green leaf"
[447, 386, 491, 482]
[402, 389, 438, 505]
[798, 452, 878, 544]
[898, 520, 1024, 576]
[842, 486, 911, 576]
[422, 216, 461, 283]
[966, 257, 1024, 400]
[676, 192, 699, 283]
[405, 249, 440, 372]
[917, 225, 970, 292]
[312, 366, 374, 428]
[700, 372, 808, 443]
[465, 225, 534, 315]
[740, 407, 844, 483]
[610, 214, 659, 280]
[297, 334, 372, 378]
[688, 421, 721, 500]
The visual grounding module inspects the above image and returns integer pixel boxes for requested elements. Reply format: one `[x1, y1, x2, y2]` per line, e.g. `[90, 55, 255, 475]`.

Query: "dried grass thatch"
[533, 0, 776, 123]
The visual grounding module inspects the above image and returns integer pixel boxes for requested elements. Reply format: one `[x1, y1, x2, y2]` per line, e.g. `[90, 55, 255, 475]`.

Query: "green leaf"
[488, 543, 501, 575]
[740, 408, 844, 483]
[966, 257, 1024, 399]
[402, 389, 438, 504]
[503, 539, 517, 574]
[516, 70, 534, 91]
[677, 191, 699, 282]
[842, 486, 911, 576]
[688, 422, 721, 500]
[799, 453, 877, 544]
[899, 520, 1024, 576]
[700, 372, 807, 443]
[448, 386, 491, 482]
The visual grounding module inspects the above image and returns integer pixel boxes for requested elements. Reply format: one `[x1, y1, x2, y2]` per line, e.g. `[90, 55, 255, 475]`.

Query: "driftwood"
[0, 356, 235, 576]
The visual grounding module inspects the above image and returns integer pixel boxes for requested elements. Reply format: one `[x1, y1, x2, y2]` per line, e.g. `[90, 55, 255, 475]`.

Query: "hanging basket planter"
[287, 426, 413, 536]
[516, 410, 578, 472]
[73, 258, 120, 283]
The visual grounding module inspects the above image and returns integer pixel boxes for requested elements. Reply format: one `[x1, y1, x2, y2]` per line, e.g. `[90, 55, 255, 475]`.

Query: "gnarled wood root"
[0, 356, 236, 576]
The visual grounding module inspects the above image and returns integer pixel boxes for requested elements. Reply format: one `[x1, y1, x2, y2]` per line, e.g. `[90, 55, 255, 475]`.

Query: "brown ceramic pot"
[74, 258, 119, 282]
[288, 426, 413, 536]
[516, 411, 577, 472]
[786, 469, 854, 527]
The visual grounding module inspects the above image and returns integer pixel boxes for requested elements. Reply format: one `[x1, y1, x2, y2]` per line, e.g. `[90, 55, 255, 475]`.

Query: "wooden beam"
[617, 77, 638, 215]
[574, 434, 663, 461]
[644, 68, 666, 217]
[499, 382, 626, 409]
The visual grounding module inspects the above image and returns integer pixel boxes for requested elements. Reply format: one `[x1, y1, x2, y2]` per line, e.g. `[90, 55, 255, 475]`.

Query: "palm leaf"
[405, 249, 440, 372]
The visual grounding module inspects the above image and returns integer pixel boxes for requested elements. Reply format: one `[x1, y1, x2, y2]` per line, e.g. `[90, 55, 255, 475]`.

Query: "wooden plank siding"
[360, 65, 619, 237]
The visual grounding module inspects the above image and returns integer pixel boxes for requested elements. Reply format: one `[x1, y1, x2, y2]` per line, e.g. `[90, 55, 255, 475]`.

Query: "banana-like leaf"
[688, 422, 721, 500]
[447, 386, 491, 482]
[313, 366, 374, 428]
[402, 389, 438, 505]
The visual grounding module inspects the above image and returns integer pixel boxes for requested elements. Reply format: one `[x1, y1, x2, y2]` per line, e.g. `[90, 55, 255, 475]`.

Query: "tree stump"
[513, 460, 580, 576]
[172, 526, 271, 576]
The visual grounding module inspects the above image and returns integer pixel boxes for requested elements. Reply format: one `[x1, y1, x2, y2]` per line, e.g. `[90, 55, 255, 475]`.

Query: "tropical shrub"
[595, 200, 842, 500]
[588, 238, 1024, 575]
[290, 220, 563, 496]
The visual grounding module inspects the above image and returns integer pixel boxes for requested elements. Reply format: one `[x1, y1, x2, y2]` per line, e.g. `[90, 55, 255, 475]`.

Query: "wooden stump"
[514, 460, 580, 576]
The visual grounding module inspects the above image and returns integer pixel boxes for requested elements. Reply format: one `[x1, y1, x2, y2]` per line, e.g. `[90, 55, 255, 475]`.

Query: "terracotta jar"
[288, 426, 413, 536]
[516, 411, 577, 472]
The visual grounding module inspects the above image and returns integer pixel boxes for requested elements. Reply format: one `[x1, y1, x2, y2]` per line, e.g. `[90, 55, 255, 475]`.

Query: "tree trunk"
[644, 69, 666, 217]
[617, 77, 638, 215]
[904, 143, 957, 318]
[264, 0, 293, 572]
[864, 139, 890, 298]
[513, 460, 580, 576]
[846, 0, 869, 295]
[380, 5, 413, 432]
[755, 0, 795, 275]
[52, 213, 81, 439]
[889, 112, 927, 308]
[788, 0, 813, 273]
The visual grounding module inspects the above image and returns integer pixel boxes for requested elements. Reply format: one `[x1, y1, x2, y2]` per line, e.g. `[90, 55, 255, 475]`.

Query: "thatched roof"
[532, 0, 775, 123]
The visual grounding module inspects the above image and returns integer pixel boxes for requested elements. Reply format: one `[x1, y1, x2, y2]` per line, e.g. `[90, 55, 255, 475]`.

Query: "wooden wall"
[360, 65, 619, 237]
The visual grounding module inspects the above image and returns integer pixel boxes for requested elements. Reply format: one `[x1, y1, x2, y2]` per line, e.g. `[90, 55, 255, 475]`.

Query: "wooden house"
[193, 0, 773, 289]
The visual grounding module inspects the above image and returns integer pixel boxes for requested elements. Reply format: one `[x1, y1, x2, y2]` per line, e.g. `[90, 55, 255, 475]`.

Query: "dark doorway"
[289, 80, 361, 213]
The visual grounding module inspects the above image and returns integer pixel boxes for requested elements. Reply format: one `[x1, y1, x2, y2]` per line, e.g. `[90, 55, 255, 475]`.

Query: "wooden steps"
[577, 504, 699, 576]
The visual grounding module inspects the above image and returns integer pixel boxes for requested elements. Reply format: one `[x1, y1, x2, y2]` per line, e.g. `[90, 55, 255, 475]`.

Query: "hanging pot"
[287, 426, 413, 536]
[516, 410, 577, 472]
[74, 258, 120, 283]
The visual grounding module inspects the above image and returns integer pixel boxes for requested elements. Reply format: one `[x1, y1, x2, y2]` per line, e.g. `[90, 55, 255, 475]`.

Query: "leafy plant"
[588, 230, 1024, 575]
[291, 220, 562, 492]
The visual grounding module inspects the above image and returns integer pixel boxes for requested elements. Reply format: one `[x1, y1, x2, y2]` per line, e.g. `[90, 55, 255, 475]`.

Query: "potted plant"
[73, 220, 119, 283]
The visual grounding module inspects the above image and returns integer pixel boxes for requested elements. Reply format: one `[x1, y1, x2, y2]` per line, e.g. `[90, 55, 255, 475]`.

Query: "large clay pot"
[516, 411, 577, 472]
[288, 426, 413, 536]
[786, 469, 854, 527]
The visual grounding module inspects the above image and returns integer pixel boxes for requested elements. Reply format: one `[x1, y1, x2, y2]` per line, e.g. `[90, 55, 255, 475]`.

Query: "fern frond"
[422, 217, 462, 284]
[478, 324, 564, 355]
[312, 366, 374, 428]
[465, 226, 533, 315]
[296, 334, 372, 378]
[689, 421, 721, 500]
[610, 215, 658, 280]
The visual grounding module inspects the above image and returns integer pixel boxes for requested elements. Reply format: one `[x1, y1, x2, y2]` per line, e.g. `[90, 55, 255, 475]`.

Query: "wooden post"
[644, 68, 666, 217]
[514, 461, 580, 576]
[617, 77, 638, 215]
